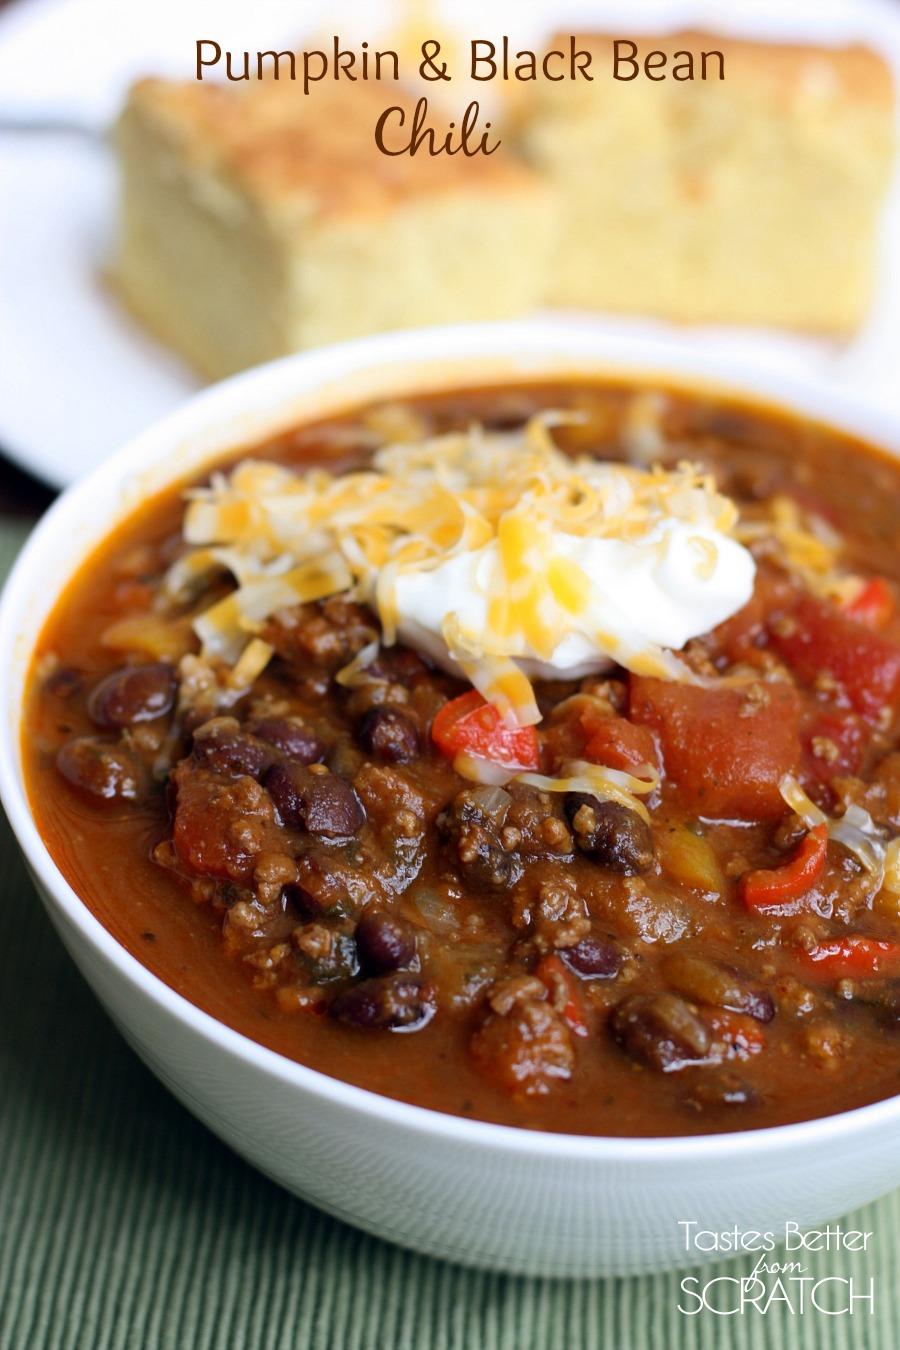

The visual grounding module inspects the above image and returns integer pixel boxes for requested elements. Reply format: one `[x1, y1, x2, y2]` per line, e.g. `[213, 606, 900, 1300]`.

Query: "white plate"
[2, 0, 900, 487]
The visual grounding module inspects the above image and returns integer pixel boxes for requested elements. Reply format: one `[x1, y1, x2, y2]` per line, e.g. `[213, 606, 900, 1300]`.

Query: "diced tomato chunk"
[580, 710, 659, 772]
[630, 677, 801, 820]
[769, 594, 900, 721]
[543, 701, 658, 773]
[431, 691, 539, 772]
[541, 715, 585, 769]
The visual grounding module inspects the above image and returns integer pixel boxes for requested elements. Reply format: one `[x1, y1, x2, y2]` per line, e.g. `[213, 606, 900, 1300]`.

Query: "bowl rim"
[5, 317, 900, 1162]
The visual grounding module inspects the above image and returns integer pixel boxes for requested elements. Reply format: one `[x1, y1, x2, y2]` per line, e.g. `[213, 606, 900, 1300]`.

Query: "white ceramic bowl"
[3, 322, 900, 1279]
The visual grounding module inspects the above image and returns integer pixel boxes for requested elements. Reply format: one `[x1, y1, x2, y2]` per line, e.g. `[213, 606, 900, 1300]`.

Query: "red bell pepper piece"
[798, 935, 900, 980]
[740, 825, 828, 911]
[769, 594, 900, 721]
[431, 691, 539, 772]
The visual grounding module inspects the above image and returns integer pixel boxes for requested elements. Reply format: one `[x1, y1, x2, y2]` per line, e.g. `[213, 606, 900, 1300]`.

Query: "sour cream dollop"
[395, 517, 756, 682]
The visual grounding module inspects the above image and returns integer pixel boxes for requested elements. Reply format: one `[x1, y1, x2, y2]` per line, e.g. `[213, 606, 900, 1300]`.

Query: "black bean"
[264, 762, 365, 838]
[356, 707, 420, 763]
[330, 975, 435, 1031]
[192, 719, 272, 778]
[56, 736, 141, 802]
[87, 663, 176, 728]
[356, 911, 417, 975]
[562, 936, 623, 980]
[564, 793, 653, 873]
[264, 763, 309, 826]
[306, 776, 366, 838]
[663, 954, 775, 1023]
[247, 717, 325, 764]
[610, 992, 710, 1072]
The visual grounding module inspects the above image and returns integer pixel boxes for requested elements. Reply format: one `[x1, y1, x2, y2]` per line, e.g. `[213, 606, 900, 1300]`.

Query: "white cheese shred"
[779, 774, 892, 893]
[516, 761, 660, 824]
[335, 640, 381, 689]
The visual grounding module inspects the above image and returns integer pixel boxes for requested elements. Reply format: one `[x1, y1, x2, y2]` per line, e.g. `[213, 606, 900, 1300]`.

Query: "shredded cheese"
[168, 414, 747, 717]
[453, 752, 525, 787]
[226, 637, 274, 691]
[516, 760, 660, 824]
[335, 640, 381, 689]
[737, 496, 859, 603]
[779, 775, 893, 892]
[779, 775, 828, 829]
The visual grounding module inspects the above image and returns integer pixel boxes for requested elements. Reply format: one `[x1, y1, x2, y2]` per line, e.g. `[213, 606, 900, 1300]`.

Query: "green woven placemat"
[2, 511, 899, 1350]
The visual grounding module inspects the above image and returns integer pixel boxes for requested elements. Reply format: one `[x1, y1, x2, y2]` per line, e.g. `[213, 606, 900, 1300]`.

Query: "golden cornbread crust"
[125, 79, 541, 221]
[113, 32, 898, 375]
[114, 79, 555, 377]
[518, 31, 896, 333]
[565, 31, 896, 103]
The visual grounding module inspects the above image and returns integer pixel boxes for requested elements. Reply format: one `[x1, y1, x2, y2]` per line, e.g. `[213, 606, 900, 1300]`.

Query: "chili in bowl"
[3, 324, 900, 1276]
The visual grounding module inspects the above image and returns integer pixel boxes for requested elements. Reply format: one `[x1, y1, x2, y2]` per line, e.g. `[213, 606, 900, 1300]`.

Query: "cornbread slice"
[113, 81, 555, 378]
[516, 33, 896, 331]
